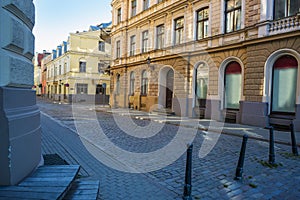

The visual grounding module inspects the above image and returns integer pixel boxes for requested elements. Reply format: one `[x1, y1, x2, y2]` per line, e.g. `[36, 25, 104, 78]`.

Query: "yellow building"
[45, 24, 111, 104]
[110, 0, 300, 130]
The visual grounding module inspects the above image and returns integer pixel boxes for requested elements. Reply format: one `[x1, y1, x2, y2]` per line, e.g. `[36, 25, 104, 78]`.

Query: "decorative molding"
[3, 0, 35, 30]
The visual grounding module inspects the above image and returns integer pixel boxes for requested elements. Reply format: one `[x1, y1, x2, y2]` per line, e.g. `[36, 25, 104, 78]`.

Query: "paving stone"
[37, 98, 300, 199]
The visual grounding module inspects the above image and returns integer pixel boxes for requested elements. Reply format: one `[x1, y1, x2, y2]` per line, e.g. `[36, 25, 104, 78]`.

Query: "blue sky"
[33, 0, 112, 53]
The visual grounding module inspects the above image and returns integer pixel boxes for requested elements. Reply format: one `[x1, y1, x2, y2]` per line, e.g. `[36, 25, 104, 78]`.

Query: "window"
[54, 66, 57, 76]
[117, 8, 121, 24]
[116, 74, 120, 95]
[156, 24, 164, 49]
[130, 35, 136, 56]
[197, 7, 209, 40]
[116, 40, 121, 58]
[224, 61, 242, 109]
[129, 71, 135, 95]
[272, 55, 298, 113]
[59, 65, 62, 75]
[195, 63, 208, 107]
[98, 62, 105, 73]
[96, 84, 106, 95]
[141, 70, 148, 95]
[79, 61, 86, 72]
[174, 17, 184, 45]
[64, 63, 67, 74]
[76, 84, 88, 94]
[131, 0, 137, 17]
[142, 31, 149, 53]
[143, 0, 149, 10]
[99, 41, 105, 52]
[274, 0, 300, 20]
[225, 0, 241, 33]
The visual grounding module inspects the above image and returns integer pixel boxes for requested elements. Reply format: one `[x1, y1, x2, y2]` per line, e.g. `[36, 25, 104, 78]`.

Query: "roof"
[89, 22, 112, 31]
[99, 22, 112, 29]
[89, 25, 100, 31]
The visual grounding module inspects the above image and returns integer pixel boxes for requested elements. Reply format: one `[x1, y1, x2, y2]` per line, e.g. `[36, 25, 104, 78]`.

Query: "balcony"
[268, 14, 300, 35]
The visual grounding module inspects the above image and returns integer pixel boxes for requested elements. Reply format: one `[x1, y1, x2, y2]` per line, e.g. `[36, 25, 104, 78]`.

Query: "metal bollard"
[290, 123, 299, 156]
[183, 144, 193, 200]
[235, 134, 248, 180]
[268, 126, 275, 164]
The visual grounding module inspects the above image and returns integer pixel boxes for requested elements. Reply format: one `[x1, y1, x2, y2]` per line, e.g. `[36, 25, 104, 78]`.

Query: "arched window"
[116, 74, 120, 95]
[195, 63, 208, 108]
[224, 61, 242, 109]
[129, 71, 135, 96]
[141, 70, 148, 95]
[272, 55, 298, 113]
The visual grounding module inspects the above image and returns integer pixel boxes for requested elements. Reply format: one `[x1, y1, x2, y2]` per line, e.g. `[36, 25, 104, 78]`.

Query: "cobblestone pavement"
[37, 98, 300, 199]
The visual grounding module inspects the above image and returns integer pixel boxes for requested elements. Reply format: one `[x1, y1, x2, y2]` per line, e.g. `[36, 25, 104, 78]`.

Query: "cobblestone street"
[37, 98, 300, 199]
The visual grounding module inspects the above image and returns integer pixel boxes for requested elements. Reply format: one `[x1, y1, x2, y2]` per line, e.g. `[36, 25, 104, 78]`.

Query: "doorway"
[166, 69, 174, 108]
[158, 67, 174, 109]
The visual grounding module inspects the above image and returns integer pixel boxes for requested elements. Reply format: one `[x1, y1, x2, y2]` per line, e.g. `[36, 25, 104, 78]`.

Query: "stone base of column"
[0, 87, 41, 185]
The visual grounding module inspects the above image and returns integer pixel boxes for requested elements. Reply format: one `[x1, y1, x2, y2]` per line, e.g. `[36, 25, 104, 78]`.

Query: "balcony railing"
[268, 14, 300, 33]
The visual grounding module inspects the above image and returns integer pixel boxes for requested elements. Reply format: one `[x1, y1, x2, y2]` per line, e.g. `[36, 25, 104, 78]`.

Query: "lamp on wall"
[146, 56, 154, 70]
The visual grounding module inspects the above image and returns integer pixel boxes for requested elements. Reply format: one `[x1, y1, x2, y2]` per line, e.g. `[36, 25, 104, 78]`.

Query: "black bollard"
[183, 144, 193, 200]
[235, 134, 248, 180]
[269, 126, 275, 164]
[290, 123, 298, 156]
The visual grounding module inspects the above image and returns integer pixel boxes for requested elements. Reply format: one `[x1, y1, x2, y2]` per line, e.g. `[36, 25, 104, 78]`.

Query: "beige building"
[110, 0, 300, 130]
[44, 24, 111, 104]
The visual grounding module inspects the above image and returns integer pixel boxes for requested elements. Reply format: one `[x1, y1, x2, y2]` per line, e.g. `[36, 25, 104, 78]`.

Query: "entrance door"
[166, 69, 174, 108]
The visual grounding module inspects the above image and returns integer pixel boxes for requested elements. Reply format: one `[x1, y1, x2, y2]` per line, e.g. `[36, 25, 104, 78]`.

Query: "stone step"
[63, 180, 100, 200]
[150, 109, 175, 116]
[269, 117, 293, 131]
[0, 165, 80, 200]
[223, 110, 237, 123]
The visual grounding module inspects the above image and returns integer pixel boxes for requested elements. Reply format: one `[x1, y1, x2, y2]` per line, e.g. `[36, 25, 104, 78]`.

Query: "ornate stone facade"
[110, 0, 300, 130]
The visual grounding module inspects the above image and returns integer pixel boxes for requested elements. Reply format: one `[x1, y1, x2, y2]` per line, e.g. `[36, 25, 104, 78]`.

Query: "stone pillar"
[0, 0, 42, 185]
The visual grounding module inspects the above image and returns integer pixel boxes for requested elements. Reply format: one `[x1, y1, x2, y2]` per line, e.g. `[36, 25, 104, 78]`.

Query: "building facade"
[110, 0, 300, 130]
[44, 24, 111, 104]
[33, 51, 50, 95]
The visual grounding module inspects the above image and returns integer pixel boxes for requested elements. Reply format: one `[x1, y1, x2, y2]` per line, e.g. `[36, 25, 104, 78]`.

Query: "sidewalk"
[95, 107, 300, 147]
